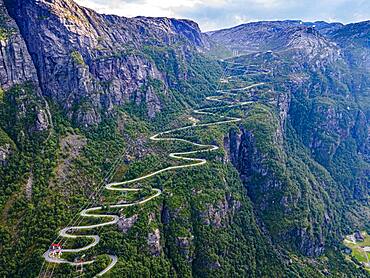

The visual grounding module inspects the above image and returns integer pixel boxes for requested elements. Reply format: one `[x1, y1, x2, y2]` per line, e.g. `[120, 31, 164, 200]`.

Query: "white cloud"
[74, 0, 370, 31]
[75, 0, 225, 18]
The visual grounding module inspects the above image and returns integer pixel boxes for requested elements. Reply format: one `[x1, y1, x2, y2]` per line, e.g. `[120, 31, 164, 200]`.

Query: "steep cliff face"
[224, 111, 339, 257]
[329, 21, 370, 74]
[216, 21, 369, 257]
[0, 1, 38, 90]
[287, 22, 370, 203]
[6, 0, 211, 126]
[329, 22, 370, 164]
[0, 0, 50, 157]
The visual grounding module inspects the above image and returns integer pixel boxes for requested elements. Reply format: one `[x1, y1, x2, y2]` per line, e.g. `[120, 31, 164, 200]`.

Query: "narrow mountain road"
[96, 255, 118, 277]
[42, 63, 266, 277]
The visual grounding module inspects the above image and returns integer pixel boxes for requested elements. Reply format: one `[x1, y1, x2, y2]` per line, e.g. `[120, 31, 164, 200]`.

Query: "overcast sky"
[75, 0, 370, 31]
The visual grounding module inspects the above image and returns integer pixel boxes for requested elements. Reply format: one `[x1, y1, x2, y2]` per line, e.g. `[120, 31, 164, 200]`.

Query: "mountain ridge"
[6, 0, 214, 126]
[0, 0, 369, 276]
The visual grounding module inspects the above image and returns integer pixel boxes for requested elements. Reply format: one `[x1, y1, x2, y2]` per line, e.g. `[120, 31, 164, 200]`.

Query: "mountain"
[329, 21, 370, 97]
[207, 20, 344, 56]
[210, 18, 370, 258]
[0, 0, 51, 162]
[0, 0, 369, 277]
[6, 0, 215, 126]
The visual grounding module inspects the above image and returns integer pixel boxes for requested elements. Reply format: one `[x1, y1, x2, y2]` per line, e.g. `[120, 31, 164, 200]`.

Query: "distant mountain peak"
[208, 20, 342, 60]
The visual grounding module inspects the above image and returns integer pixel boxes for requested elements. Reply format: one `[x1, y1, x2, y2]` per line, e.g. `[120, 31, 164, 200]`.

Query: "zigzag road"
[42, 65, 265, 277]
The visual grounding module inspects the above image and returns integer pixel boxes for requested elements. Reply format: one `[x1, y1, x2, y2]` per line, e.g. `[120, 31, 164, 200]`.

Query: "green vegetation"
[0, 87, 4, 102]
[71, 50, 85, 65]
[343, 231, 370, 272]
[0, 21, 369, 278]
[0, 27, 15, 41]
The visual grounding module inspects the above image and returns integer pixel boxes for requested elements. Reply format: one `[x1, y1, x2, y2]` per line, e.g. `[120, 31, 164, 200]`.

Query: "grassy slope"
[344, 231, 370, 272]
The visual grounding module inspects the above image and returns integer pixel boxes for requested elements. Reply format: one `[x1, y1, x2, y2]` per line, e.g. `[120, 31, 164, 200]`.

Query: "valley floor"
[344, 231, 370, 272]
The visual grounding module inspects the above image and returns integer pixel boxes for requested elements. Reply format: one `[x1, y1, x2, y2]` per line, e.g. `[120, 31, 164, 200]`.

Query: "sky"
[74, 0, 370, 31]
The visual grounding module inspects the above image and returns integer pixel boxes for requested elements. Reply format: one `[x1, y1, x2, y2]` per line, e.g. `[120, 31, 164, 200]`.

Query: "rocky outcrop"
[25, 172, 33, 200]
[117, 214, 138, 233]
[0, 143, 11, 166]
[34, 109, 50, 132]
[6, 0, 209, 125]
[148, 228, 161, 256]
[200, 193, 241, 228]
[176, 236, 194, 261]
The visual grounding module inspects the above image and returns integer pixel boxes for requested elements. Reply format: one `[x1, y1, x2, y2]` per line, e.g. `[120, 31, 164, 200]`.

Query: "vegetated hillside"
[0, 0, 369, 276]
[0, 0, 288, 277]
[210, 18, 370, 260]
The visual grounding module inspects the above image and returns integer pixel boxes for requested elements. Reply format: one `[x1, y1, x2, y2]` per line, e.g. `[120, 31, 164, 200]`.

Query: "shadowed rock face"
[0, 1, 38, 90]
[5, 0, 209, 126]
[148, 228, 161, 256]
[0, 0, 50, 145]
[117, 214, 138, 233]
